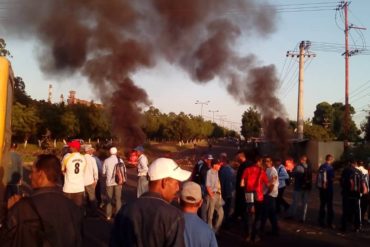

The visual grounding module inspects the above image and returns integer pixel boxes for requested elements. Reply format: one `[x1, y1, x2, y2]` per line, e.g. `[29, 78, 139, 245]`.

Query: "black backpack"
[349, 169, 364, 195]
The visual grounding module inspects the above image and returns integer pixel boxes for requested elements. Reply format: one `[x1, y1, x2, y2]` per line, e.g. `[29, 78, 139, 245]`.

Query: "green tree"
[211, 124, 225, 138]
[313, 102, 333, 128]
[0, 38, 11, 57]
[14, 77, 33, 106]
[312, 102, 360, 141]
[12, 103, 40, 142]
[303, 121, 332, 141]
[361, 114, 370, 141]
[241, 106, 261, 140]
[87, 105, 111, 139]
[143, 106, 163, 140]
[61, 110, 80, 138]
[36, 100, 64, 139]
[331, 103, 359, 141]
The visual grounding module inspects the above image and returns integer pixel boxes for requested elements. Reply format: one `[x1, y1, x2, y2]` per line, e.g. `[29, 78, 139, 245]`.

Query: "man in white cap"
[110, 158, 191, 247]
[134, 145, 149, 197]
[102, 147, 124, 220]
[181, 181, 218, 247]
[83, 145, 99, 216]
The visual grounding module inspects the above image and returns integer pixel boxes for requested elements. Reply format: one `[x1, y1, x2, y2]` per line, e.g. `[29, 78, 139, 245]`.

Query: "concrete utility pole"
[337, 0, 366, 148]
[47, 84, 52, 103]
[195, 100, 210, 118]
[287, 41, 315, 140]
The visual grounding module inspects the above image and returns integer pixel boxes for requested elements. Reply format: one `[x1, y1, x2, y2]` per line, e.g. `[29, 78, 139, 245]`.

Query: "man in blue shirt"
[218, 152, 235, 228]
[317, 154, 335, 228]
[181, 181, 218, 247]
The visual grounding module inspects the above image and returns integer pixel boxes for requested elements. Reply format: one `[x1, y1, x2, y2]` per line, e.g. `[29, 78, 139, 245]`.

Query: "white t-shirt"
[62, 152, 86, 193]
[84, 153, 98, 186]
[137, 154, 149, 176]
[265, 167, 279, 198]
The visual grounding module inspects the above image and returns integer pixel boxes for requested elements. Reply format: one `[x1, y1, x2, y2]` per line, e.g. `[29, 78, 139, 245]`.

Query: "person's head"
[10, 143, 18, 150]
[255, 155, 263, 167]
[110, 147, 118, 156]
[263, 156, 273, 168]
[134, 145, 144, 155]
[205, 154, 213, 167]
[68, 140, 81, 153]
[211, 159, 221, 171]
[30, 154, 62, 188]
[148, 158, 191, 202]
[235, 150, 246, 163]
[180, 181, 203, 212]
[273, 157, 282, 167]
[300, 155, 307, 164]
[84, 145, 94, 155]
[349, 158, 357, 167]
[357, 160, 364, 167]
[219, 152, 228, 165]
[325, 154, 334, 164]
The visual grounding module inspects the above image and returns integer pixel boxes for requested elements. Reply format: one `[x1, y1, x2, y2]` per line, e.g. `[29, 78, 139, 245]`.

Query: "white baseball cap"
[110, 147, 117, 155]
[148, 158, 191, 182]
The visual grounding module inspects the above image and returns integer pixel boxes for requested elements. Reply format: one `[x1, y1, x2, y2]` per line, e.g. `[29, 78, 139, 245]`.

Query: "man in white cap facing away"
[110, 158, 191, 247]
[181, 181, 218, 247]
[134, 145, 149, 197]
[102, 147, 124, 220]
[83, 145, 99, 216]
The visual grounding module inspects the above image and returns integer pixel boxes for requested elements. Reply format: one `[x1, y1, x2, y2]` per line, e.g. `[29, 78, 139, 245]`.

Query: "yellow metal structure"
[0, 56, 14, 192]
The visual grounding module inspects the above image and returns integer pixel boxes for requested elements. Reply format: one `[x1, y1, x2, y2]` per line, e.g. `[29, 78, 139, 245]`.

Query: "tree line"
[11, 77, 238, 144]
[241, 103, 370, 142]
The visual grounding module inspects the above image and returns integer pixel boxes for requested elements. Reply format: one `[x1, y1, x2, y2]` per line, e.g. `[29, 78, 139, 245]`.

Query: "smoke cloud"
[5, 0, 287, 148]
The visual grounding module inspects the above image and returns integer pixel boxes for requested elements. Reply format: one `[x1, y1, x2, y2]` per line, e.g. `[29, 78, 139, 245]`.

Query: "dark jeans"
[261, 195, 279, 234]
[341, 196, 361, 231]
[319, 189, 334, 226]
[64, 191, 84, 207]
[234, 188, 246, 219]
[223, 197, 233, 227]
[360, 194, 369, 223]
[276, 187, 289, 213]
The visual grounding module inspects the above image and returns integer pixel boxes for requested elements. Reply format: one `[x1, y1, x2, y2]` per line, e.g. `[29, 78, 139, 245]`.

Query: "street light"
[195, 100, 210, 117]
[209, 110, 219, 122]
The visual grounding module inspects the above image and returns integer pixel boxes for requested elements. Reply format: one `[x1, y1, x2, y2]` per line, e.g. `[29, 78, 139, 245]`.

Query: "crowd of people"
[1, 141, 370, 246]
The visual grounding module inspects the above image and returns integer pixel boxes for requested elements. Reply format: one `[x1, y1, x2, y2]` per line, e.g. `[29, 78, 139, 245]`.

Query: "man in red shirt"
[241, 156, 268, 243]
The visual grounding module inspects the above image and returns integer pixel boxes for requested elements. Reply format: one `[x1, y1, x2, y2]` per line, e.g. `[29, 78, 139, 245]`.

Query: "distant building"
[67, 90, 103, 107]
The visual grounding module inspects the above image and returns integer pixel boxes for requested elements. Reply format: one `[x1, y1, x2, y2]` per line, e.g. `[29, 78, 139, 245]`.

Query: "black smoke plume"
[5, 0, 287, 149]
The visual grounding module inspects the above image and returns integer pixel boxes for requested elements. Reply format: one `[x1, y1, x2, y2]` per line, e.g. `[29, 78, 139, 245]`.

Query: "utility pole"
[47, 84, 52, 103]
[287, 41, 316, 140]
[209, 110, 219, 122]
[337, 0, 366, 148]
[195, 100, 210, 118]
[344, 0, 349, 148]
[216, 115, 227, 127]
